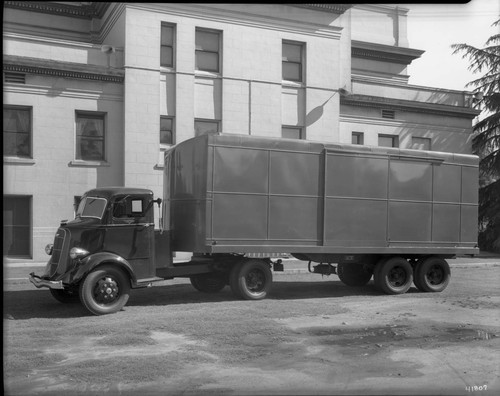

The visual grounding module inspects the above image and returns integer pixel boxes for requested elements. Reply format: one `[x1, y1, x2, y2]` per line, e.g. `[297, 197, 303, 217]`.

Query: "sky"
[405, 0, 499, 91]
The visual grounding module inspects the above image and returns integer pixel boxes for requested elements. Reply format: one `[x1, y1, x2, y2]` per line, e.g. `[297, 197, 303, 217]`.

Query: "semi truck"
[30, 133, 479, 315]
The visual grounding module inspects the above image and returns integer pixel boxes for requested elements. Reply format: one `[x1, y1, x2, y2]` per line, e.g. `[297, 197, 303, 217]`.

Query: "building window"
[282, 41, 304, 82]
[411, 137, 431, 151]
[378, 134, 399, 148]
[3, 196, 31, 258]
[282, 126, 303, 140]
[195, 28, 221, 73]
[3, 105, 32, 158]
[352, 132, 364, 145]
[160, 116, 175, 147]
[161, 23, 175, 68]
[195, 119, 220, 136]
[76, 112, 105, 161]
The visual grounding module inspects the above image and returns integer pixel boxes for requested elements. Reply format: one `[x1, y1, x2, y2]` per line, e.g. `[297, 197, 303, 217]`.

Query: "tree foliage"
[452, 19, 500, 252]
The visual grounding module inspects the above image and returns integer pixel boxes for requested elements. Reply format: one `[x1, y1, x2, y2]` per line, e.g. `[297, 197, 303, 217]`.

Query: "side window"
[161, 23, 175, 68]
[160, 116, 175, 147]
[3, 105, 32, 158]
[411, 137, 431, 150]
[112, 196, 146, 223]
[282, 126, 303, 140]
[76, 112, 106, 161]
[282, 41, 304, 82]
[352, 132, 364, 145]
[195, 28, 221, 73]
[195, 119, 220, 136]
[378, 134, 399, 148]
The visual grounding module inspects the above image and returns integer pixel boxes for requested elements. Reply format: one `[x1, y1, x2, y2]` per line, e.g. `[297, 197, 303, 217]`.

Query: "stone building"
[3, 2, 479, 262]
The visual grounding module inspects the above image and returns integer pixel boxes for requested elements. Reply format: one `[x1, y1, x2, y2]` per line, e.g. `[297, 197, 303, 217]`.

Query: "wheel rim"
[426, 264, 444, 285]
[388, 266, 408, 288]
[245, 269, 266, 293]
[93, 276, 120, 305]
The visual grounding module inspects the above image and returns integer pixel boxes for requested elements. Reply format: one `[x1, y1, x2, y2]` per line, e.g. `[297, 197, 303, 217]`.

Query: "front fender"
[71, 252, 136, 285]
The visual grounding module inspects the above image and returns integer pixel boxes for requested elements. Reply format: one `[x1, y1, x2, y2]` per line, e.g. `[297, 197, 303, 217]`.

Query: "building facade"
[3, 2, 479, 263]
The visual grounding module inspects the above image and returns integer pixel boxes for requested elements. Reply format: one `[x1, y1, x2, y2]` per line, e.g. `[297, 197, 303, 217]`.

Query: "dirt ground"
[3, 263, 500, 395]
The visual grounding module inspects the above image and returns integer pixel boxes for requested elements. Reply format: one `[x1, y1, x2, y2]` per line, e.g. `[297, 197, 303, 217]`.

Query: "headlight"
[69, 247, 90, 260]
[45, 244, 54, 255]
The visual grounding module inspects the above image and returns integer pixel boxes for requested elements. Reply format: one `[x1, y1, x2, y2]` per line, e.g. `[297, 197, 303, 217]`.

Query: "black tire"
[79, 265, 131, 315]
[414, 257, 451, 292]
[229, 259, 272, 300]
[337, 262, 373, 286]
[374, 257, 413, 295]
[50, 288, 80, 303]
[190, 273, 227, 293]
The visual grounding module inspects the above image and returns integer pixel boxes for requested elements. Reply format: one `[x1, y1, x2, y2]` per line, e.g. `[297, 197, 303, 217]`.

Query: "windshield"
[75, 196, 108, 219]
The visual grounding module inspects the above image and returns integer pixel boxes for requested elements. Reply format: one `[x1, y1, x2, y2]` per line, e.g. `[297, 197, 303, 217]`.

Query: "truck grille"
[48, 228, 70, 277]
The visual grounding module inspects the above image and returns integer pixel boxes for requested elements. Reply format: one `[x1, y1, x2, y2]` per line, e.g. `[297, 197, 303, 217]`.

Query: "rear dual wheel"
[413, 257, 450, 292]
[374, 257, 413, 295]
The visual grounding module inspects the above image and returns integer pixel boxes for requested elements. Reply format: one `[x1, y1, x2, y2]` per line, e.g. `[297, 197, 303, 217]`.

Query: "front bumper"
[29, 272, 64, 290]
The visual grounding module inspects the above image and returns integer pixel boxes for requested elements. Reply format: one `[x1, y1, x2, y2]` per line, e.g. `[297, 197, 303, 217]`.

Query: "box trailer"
[30, 134, 479, 315]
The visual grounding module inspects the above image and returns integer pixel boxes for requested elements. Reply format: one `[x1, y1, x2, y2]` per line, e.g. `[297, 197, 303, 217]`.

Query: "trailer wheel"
[190, 273, 227, 293]
[50, 288, 80, 303]
[79, 265, 130, 315]
[414, 257, 450, 292]
[374, 257, 413, 295]
[337, 262, 373, 286]
[229, 259, 272, 300]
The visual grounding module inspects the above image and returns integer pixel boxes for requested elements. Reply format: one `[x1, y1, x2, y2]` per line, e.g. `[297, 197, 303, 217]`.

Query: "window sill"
[69, 160, 110, 168]
[282, 80, 305, 88]
[4, 157, 36, 165]
[195, 70, 221, 79]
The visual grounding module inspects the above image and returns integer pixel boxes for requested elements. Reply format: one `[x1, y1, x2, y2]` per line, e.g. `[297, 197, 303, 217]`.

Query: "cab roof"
[83, 187, 153, 200]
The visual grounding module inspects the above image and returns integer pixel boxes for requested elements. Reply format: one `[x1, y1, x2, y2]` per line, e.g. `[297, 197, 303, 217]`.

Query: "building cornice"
[290, 4, 353, 15]
[3, 55, 124, 83]
[3, 1, 110, 19]
[352, 40, 424, 65]
[340, 94, 481, 119]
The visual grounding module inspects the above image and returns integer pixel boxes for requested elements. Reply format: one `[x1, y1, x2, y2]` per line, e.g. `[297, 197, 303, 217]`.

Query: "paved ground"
[3, 261, 500, 395]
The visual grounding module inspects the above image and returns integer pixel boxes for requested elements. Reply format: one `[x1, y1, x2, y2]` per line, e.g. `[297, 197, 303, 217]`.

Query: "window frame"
[194, 119, 220, 136]
[282, 40, 304, 83]
[3, 195, 32, 259]
[160, 116, 175, 148]
[3, 105, 33, 159]
[352, 132, 364, 145]
[282, 126, 304, 140]
[411, 136, 432, 151]
[378, 134, 399, 148]
[75, 111, 106, 162]
[160, 23, 175, 68]
[195, 28, 221, 73]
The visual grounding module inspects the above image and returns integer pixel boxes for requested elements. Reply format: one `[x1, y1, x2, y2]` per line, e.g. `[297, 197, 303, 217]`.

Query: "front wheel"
[374, 257, 413, 295]
[79, 265, 131, 315]
[50, 288, 80, 303]
[414, 257, 450, 292]
[229, 259, 272, 300]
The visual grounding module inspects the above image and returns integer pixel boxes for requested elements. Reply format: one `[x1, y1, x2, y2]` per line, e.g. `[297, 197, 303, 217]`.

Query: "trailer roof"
[173, 133, 479, 167]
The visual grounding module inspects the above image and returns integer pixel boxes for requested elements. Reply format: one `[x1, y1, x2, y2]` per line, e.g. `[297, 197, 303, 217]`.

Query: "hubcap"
[94, 276, 119, 304]
[388, 266, 407, 287]
[245, 270, 265, 293]
[426, 265, 444, 285]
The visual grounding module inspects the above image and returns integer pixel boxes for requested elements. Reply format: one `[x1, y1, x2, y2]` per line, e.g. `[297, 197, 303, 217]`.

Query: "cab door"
[104, 195, 155, 280]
